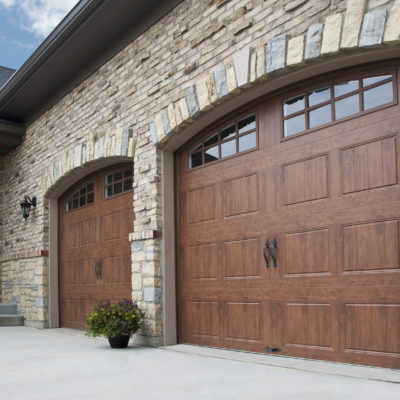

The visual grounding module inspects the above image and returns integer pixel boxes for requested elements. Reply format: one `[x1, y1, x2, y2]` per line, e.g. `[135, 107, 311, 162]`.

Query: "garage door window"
[283, 72, 395, 137]
[189, 114, 257, 169]
[104, 167, 133, 199]
[66, 182, 94, 212]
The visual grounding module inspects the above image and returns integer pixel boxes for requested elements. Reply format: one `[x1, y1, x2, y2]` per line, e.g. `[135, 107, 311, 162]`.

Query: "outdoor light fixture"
[20, 196, 36, 220]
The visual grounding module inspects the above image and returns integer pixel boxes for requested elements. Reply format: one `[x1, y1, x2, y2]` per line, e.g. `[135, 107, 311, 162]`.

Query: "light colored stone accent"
[359, 8, 386, 46]
[255, 46, 266, 80]
[226, 63, 239, 93]
[195, 75, 212, 110]
[341, 0, 367, 49]
[213, 64, 228, 99]
[287, 35, 305, 66]
[186, 85, 200, 117]
[233, 46, 252, 87]
[321, 14, 343, 54]
[383, 0, 400, 44]
[266, 34, 288, 73]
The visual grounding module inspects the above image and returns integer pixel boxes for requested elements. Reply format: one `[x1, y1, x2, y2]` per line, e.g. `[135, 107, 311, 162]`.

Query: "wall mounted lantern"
[20, 196, 36, 220]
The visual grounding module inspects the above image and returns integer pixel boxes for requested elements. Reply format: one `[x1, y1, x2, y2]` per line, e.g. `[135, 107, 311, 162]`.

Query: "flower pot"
[107, 334, 131, 348]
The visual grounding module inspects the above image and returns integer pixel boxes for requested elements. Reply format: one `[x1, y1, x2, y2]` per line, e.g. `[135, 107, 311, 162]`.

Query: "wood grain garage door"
[59, 165, 134, 329]
[177, 63, 400, 368]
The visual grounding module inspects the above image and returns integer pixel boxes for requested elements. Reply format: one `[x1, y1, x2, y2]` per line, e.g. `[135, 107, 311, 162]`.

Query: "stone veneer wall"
[1, 0, 400, 337]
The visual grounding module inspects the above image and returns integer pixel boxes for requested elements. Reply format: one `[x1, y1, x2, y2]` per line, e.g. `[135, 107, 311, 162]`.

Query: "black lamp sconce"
[20, 196, 36, 220]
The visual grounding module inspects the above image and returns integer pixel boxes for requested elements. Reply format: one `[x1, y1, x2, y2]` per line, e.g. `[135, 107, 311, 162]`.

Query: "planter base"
[107, 334, 131, 349]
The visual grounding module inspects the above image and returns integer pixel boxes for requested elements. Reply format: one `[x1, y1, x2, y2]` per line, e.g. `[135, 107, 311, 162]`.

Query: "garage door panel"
[341, 136, 397, 194]
[63, 223, 79, 249]
[187, 185, 217, 224]
[283, 154, 329, 206]
[284, 303, 333, 350]
[186, 301, 220, 339]
[62, 261, 79, 286]
[185, 244, 218, 281]
[224, 302, 263, 342]
[223, 173, 260, 217]
[343, 220, 400, 273]
[102, 255, 131, 286]
[283, 229, 332, 277]
[223, 238, 262, 279]
[79, 259, 97, 285]
[344, 303, 400, 355]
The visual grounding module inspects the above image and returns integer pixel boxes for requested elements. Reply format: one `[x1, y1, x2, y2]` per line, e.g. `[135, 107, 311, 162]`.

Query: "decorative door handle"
[97, 259, 102, 279]
[263, 239, 270, 269]
[94, 261, 100, 279]
[271, 238, 278, 269]
[94, 261, 99, 279]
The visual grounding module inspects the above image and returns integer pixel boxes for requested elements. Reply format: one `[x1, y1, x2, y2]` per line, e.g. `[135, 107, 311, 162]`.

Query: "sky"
[0, 0, 79, 71]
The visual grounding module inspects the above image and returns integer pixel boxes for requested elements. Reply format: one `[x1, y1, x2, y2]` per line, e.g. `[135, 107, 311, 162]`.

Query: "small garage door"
[59, 164, 134, 329]
[177, 64, 400, 368]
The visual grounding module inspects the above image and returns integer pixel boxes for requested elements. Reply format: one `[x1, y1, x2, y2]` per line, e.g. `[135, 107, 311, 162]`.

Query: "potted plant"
[85, 299, 144, 348]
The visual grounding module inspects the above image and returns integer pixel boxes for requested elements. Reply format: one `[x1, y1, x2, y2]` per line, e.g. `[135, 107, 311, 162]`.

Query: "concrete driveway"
[0, 326, 399, 400]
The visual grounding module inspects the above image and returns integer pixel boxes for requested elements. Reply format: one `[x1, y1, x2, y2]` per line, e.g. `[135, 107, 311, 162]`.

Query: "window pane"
[238, 114, 256, 134]
[221, 140, 236, 158]
[284, 114, 305, 137]
[221, 124, 236, 141]
[114, 182, 122, 195]
[309, 104, 331, 129]
[124, 178, 132, 192]
[124, 169, 132, 178]
[105, 186, 113, 199]
[80, 197, 86, 207]
[79, 186, 86, 195]
[72, 198, 79, 209]
[204, 133, 218, 147]
[106, 174, 113, 185]
[363, 82, 393, 110]
[190, 143, 202, 152]
[308, 87, 330, 107]
[87, 192, 94, 204]
[87, 182, 94, 192]
[66, 200, 72, 212]
[334, 94, 360, 119]
[238, 132, 256, 152]
[205, 146, 219, 164]
[73, 191, 79, 198]
[114, 171, 122, 181]
[362, 75, 391, 87]
[189, 152, 202, 168]
[334, 80, 359, 97]
[284, 94, 305, 116]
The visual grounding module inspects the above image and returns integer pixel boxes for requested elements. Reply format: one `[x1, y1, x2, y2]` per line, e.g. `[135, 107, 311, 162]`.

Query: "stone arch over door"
[41, 127, 136, 328]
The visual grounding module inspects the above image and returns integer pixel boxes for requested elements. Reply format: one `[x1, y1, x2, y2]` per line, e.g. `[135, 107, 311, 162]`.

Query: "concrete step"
[0, 314, 24, 326]
[0, 303, 17, 315]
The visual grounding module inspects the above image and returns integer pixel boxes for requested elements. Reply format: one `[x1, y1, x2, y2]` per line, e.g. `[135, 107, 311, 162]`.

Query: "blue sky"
[0, 0, 79, 70]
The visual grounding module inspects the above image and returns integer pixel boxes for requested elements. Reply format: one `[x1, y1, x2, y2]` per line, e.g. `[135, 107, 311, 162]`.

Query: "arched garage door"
[59, 164, 134, 329]
[177, 62, 400, 369]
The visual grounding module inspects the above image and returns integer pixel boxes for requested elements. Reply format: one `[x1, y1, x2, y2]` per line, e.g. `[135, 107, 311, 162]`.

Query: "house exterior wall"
[1, 0, 400, 342]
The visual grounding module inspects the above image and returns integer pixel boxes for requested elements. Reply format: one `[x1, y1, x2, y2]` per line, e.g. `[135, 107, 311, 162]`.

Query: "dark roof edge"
[0, 0, 104, 106]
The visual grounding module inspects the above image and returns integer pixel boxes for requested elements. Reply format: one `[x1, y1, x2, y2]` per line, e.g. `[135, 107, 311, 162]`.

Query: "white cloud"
[13, 39, 36, 50]
[0, 0, 79, 37]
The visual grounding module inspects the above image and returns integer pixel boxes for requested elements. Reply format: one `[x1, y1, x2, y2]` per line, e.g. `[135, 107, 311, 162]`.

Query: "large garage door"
[59, 165, 134, 329]
[177, 63, 400, 368]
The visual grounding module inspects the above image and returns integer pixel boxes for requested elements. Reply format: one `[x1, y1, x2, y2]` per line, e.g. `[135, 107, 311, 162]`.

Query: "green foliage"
[85, 299, 144, 338]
